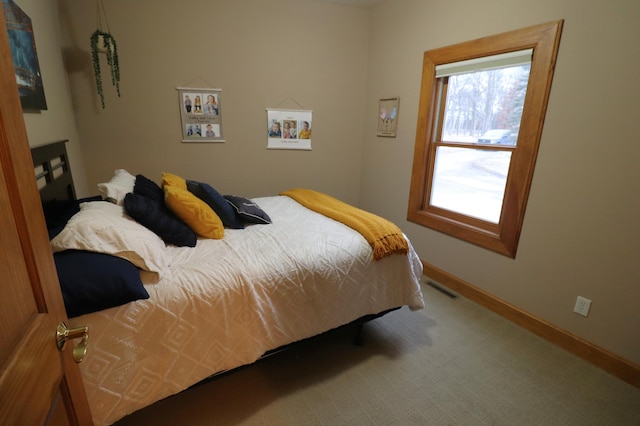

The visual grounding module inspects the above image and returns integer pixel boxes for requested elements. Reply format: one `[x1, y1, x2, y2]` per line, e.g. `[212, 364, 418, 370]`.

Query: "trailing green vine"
[90, 30, 120, 108]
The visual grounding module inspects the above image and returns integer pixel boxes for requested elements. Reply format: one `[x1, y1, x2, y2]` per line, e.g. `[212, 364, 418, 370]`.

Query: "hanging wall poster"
[3, 0, 48, 110]
[177, 87, 223, 142]
[377, 97, 399, 137]
[266, 108, 312, 150]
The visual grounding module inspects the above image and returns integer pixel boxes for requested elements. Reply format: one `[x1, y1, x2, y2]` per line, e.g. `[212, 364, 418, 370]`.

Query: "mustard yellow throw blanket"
[280, 188, 408, 261]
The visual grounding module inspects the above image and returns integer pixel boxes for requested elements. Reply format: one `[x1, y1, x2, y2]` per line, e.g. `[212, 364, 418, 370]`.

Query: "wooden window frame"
[407, 20, 563, 258]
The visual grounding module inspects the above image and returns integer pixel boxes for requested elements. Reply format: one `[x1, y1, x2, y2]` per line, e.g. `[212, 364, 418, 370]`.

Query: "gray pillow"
[224, 195, 272, 225]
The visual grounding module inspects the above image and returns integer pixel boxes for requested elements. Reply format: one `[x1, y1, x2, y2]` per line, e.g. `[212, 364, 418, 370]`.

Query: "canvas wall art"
[2, 0, 47, 110]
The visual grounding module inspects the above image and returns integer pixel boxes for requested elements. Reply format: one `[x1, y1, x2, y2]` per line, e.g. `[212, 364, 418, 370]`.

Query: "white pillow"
[50, 201, 169, 278]
[97, 169, 136, 205]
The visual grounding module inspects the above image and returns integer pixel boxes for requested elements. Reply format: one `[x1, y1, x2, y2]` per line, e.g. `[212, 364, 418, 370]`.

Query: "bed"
[32, 140, 425, 426]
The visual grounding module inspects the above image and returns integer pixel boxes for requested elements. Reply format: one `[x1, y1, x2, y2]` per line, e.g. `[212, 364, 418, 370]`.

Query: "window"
[407, 21, 563, 257]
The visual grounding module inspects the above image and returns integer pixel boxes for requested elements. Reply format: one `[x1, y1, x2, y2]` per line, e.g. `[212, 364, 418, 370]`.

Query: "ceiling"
[310, 0, 384, 7]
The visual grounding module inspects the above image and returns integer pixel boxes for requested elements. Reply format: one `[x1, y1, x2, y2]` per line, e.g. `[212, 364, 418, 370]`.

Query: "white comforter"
[71, 196, 424, 425]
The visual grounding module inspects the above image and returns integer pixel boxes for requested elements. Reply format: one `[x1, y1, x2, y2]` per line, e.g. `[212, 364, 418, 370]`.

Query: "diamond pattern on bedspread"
[75, 195, 424, 425]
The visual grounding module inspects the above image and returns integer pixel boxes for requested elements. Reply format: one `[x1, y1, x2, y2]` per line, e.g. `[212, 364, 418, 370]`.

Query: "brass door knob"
[56, 322, 89, 363]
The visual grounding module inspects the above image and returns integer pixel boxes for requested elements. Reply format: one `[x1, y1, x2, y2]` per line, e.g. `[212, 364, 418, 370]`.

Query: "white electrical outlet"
[574, 296, 592, 317]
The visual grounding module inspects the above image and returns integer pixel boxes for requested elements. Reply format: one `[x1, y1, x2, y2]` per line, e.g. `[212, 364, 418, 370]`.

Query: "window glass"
[430, 64, 529, 223]
[431, 146, 511, 223]
[441, 65, 530, 145]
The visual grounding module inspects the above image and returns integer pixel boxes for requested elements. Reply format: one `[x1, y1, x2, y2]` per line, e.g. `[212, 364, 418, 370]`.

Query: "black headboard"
[30, 140, 77, 204]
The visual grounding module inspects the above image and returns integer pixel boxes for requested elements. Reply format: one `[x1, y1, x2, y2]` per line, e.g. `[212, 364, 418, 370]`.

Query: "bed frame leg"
[352, 323, 364, 346]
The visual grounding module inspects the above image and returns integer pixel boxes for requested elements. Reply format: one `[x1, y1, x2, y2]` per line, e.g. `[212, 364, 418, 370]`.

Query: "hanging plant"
[90, 29, 120, 109]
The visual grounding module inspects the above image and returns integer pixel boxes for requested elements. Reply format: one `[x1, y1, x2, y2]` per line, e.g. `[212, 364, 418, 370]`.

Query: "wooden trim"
[421, 260, 640, 388]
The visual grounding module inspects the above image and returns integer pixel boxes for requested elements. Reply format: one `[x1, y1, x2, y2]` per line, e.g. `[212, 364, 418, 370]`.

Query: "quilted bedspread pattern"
[72, 196, 424, 425]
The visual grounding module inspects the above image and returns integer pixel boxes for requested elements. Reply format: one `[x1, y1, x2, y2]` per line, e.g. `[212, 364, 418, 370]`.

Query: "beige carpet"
[115, 279, 640, 425]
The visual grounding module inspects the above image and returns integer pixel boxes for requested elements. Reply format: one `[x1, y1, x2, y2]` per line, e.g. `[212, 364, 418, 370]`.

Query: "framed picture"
[266, 108, 313, 150]
[377, 97, 399, 137]
[177, 87, 224, 142]
[3, 0, 48, 110]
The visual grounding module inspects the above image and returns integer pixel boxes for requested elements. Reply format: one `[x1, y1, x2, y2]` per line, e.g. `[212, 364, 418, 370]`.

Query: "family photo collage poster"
[266, 109, 313, 150]
[178, 87, 223, 142]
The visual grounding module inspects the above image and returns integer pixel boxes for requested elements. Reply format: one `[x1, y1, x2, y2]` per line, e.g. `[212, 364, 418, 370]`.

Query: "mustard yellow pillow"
[164, 185, 224, 239]
[162, 172, 187, 190]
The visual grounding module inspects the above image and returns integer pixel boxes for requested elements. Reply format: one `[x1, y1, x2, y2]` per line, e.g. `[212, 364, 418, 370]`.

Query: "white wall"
[361, 0, 640, 365]
[58, 0, 371, 203]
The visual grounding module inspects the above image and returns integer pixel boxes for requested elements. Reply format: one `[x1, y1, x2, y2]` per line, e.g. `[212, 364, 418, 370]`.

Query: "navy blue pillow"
[124, 192, 197, 247]
[224, 195, 272, 225]
[187, 180, 245, 229]
[134, 174, 164, 204]
[43, 195, 102, 239]
[54, 250, 149, 318]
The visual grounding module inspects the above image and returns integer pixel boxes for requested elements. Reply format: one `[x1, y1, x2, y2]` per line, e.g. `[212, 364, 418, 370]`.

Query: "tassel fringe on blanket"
[280, 188, 409, 261]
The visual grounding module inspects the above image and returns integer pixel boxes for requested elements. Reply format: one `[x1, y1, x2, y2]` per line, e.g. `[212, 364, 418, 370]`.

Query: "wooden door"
[0, 11, 93, 426]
